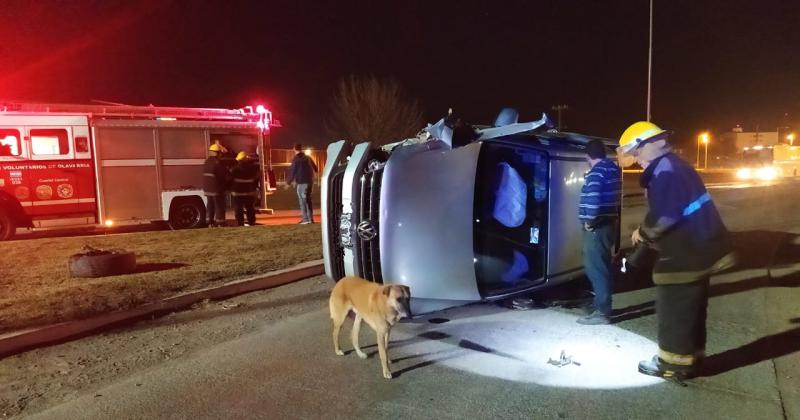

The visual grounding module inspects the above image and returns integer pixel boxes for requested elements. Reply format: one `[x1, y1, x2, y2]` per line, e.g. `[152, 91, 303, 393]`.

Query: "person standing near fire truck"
[288, 143, 318, 224]
[203, 143, 231, 227]
[231, 151, 261, 226]
[617, 121, 735, 381]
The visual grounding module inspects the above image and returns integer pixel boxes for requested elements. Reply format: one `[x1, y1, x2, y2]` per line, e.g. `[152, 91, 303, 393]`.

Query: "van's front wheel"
[0, 208, 16, 241]
[168, 197, 206, 230]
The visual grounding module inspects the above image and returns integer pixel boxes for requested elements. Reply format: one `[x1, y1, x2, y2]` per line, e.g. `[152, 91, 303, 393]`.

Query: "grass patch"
[0, 225, 322, 332]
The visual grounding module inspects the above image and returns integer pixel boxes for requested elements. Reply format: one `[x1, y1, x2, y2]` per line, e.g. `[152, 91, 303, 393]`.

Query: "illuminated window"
[31, 129, 69, 155]
[0, 129, 21, 156]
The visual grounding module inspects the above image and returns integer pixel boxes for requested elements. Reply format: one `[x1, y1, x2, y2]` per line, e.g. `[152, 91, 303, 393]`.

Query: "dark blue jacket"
[288, 153, 318, 184]
[640, 152, 732, 284]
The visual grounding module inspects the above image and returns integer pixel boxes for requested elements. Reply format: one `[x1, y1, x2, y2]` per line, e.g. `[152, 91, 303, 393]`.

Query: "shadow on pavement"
[699, 326, 800, 377]
[610, 230, 800, 323]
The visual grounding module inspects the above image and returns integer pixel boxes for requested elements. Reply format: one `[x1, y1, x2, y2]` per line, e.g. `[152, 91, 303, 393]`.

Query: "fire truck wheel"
[69, 251, 137, 278]
[169, 197, 206, 230]
[0, 208, 15, 241]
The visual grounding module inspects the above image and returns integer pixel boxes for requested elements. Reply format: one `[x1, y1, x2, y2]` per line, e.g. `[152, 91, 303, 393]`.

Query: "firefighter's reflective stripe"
[682, 192, 711, 217]
[658, 348, 696, 366]
[203, 172, 215, 177]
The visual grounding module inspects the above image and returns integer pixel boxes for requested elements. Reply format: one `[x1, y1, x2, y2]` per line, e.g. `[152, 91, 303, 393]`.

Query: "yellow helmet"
[236, 151, 247, 161]
[618, 121, 667, 154]
[209, 143, 223, 152]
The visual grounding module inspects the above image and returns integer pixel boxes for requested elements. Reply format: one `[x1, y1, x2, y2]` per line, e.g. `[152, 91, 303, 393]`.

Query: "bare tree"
[326, 75, 424, 144]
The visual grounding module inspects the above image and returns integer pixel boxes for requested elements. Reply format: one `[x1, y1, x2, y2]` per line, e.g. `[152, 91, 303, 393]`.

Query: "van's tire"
[0, 208, 15, 241]
[68, 251, 137, 278]
[168, 197, 206, 230]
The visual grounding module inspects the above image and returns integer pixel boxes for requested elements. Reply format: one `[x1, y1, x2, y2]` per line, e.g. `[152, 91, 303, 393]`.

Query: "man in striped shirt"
[577, 139, 622, 325]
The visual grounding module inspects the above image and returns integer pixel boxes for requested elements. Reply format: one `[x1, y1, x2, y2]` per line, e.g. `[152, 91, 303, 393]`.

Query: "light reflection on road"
[391, 306, 663, 389]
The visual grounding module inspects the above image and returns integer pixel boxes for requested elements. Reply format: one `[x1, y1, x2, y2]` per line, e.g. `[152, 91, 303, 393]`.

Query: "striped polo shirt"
[579, 159, 621, 224]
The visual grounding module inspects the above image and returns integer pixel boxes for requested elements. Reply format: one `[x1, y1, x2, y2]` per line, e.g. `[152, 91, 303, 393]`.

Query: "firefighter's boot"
[638, 355, 694, 381]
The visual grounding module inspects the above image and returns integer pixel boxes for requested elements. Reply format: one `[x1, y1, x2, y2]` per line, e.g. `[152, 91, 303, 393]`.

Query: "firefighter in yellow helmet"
[618, 121, 735, 382]
[203, 142, 231, 227]
[231, 151, 261, 226]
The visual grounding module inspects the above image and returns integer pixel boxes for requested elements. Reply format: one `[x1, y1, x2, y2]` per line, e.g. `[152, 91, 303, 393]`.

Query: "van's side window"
[0, 129, 21, 156]
[31, 129, 69, 155]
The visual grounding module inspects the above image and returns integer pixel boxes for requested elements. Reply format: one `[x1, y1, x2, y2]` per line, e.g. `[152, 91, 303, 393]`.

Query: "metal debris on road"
[547, 350, 581, 367]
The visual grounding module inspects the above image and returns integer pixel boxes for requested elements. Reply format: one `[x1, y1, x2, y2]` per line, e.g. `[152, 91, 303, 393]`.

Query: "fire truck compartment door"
[24, 126, 93, 216]
[95, 127, 161, 221]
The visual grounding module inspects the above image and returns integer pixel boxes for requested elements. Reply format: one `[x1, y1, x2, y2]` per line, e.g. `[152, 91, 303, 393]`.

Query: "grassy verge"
[0, 225, 321, 332]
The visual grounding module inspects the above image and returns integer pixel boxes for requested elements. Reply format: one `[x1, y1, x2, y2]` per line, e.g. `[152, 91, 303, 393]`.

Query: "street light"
[697, 132, 709, 169]
[788, 133, 796, 146]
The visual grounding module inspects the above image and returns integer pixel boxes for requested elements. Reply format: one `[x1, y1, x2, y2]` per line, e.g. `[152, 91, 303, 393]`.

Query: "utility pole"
[551, 104, 569, 131]
[646, 0, 653, 121]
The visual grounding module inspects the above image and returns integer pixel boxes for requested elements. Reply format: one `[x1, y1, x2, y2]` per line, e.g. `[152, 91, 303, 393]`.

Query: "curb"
[0, 259, 325, 359]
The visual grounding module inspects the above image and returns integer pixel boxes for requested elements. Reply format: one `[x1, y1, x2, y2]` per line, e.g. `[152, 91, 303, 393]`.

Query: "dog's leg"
[331, 316, 345, 356]
[377, 330, 392, 379]
[351, 313, 368, 359]
[384, 330, 392, 364]
[330, 302, 347, 356]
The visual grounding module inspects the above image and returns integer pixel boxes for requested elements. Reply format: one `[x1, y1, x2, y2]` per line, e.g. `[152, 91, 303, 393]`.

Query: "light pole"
[551, 104, 569, 131]
[697, 132, 709, 169]
[647, 0, 653, 121]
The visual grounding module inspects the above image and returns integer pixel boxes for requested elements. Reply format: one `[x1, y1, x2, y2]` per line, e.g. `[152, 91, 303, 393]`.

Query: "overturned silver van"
[321, 111, 619, 315]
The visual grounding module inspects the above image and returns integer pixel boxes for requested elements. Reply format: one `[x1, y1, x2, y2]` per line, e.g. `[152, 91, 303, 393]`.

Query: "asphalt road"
[11, 179, 800, 419]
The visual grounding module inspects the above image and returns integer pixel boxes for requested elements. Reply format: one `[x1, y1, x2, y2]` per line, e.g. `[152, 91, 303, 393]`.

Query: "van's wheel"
[168, 198, 206, 230]
[0, 208, 16, 241]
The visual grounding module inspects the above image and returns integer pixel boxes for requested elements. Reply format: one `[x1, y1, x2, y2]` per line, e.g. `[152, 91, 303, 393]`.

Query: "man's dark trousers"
[583, 222, 615, 316]
[234, 196, 256, 226]
[206, 194, 227, 225]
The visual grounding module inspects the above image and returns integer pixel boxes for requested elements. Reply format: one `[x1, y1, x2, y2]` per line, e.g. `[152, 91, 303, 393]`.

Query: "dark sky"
[1, 0, 799, 148]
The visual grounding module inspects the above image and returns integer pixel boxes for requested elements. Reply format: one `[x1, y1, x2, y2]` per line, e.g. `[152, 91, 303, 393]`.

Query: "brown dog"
[329, 276, 411, 379]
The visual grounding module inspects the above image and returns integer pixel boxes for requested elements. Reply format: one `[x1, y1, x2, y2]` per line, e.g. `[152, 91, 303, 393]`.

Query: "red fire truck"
[0, 101, 278, 240]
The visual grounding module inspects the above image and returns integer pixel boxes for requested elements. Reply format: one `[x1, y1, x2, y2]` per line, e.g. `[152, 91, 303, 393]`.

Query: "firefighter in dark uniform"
[617, 122, 736, 381]
[231, 151, 261, 226]
[203, 143, 231, 227]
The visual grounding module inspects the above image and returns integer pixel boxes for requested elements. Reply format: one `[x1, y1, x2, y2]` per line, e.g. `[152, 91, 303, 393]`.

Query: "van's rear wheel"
[168, 198, 206, 230]
[0, 208, 15, 241]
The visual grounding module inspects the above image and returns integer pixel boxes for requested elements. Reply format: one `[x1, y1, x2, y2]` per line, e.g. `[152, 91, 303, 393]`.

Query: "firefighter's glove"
[631, 227, 644, 245]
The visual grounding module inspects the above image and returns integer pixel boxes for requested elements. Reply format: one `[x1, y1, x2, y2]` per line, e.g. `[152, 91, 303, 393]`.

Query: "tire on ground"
[168, 197, 206, 230]
[0, 207, 16, 241]
[68, 251, 137, 278]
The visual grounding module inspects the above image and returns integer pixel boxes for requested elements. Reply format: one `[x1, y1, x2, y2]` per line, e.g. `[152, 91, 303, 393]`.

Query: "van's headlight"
[736, 168, 752, 180]
[755, 166, 778, 181]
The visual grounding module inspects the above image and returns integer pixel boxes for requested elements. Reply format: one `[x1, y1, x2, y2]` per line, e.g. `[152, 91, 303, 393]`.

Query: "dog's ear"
[382, 286, 392, 296]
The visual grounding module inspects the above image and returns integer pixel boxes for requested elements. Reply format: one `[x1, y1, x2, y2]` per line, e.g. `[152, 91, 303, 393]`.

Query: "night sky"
[1, 0, 799, 149]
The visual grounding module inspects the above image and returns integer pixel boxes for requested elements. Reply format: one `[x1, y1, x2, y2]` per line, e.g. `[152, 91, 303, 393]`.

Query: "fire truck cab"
[0, 102, 276, 240]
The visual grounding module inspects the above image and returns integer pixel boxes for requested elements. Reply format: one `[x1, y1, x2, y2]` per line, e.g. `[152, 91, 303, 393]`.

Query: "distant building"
[720, 126, 779, 151]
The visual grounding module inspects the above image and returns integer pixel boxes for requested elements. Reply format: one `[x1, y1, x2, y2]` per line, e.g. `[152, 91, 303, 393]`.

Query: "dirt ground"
[0, 275, 332, 418]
